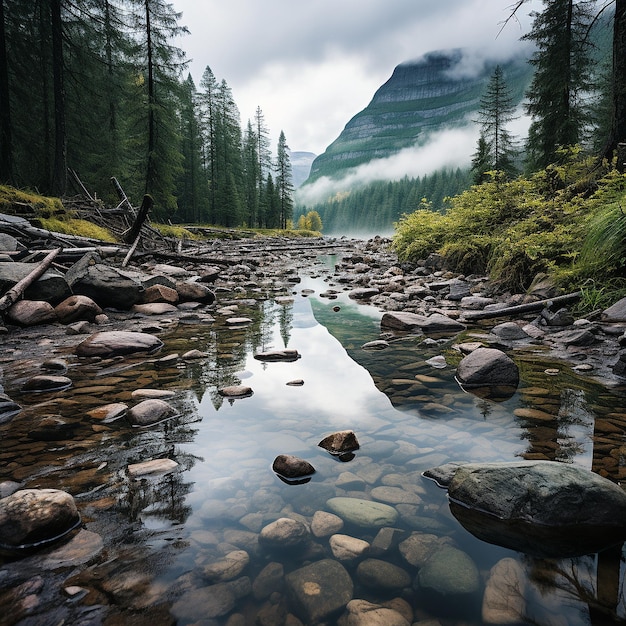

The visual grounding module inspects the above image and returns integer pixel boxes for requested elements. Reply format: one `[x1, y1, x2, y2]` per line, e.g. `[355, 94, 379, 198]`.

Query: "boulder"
[259, 518, 310, 549]
[0, 261, 70, 304]
[380, 311, 465, 334]
[272, 454, 315, 479]
[127, 399, 176, 427]
[442, 460, 626, 556]
[356, 558, 411, 591]
[54, 295, 102, 324]
[0, 488, 81, 552]
[339, 599, 410, 626]
[285, 558, 353, 624]
[318, 430, 360, 455]
[175, 280, 216, 304]
[75, 330, 163, 357]
[6, 300, 57, 326]
[456, 347, 519, 388]
[65, 254, 143, 309]
[329, 534, 370, 561]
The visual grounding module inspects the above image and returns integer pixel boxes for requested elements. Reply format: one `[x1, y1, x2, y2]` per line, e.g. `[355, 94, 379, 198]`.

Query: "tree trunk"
[0, 0, 13, 184]
[50, 0, 66, 196]
[605, 0, 626, 162]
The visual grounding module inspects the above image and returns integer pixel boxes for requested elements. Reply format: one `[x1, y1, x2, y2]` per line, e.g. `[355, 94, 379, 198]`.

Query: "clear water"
[3, 267, 626, 625]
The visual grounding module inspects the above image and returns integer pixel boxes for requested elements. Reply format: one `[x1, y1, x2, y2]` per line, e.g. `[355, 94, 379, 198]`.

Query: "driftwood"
[461, 291, 582, 322]
[0, 247, 62, 313]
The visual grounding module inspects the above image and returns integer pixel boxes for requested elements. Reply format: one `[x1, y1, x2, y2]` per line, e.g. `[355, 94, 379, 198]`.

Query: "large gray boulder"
[65, 253, 143, 309]
[75, 331, 163, 357]
[456, 347, 519, 388]
[431, 460, 626, 557]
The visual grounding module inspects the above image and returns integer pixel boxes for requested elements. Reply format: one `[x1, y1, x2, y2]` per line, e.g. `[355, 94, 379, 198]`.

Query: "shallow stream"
[2, 260, 626, 625]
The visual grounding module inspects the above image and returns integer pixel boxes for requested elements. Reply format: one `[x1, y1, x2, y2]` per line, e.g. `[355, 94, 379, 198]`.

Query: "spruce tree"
[275, 130, 294, 229]
[523, 0, 595, 169]
[472, 65, 518, 181]
[242, 120, 260, 227]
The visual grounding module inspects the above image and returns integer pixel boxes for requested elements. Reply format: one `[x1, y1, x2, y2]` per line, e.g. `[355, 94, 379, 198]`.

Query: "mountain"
[289, 151, 317, 188]
[305, 49, 533, 184]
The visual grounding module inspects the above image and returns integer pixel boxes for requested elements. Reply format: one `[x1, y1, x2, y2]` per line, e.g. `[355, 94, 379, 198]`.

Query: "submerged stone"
[326, 497, 398, 528]
[21, 375, 72, 393]
[127, 399, 176, 427]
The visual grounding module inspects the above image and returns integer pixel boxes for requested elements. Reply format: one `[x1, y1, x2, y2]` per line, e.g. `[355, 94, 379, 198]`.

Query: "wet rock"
[311, 510, 344, 537]
[456, 347, 519, 388]
[286, 378, 304, 386]
[127, 399, 176, 427]
[54, 295, 102, 323]
[339, 599, 411, 626]
[356, 558, 411, 591]
[203, 550, 250, 583]
[482, 557, 527, 624]
[226, 317, 253, 325]
[171, 581, 238, 621]
[417, 545, 480, 596]
[349, 287, 380, 300]
[86, 402, 128, 422]
[131, 302, 178, 315]
[259, 518, 310, 549]
[252, 561, 284, 600]
[329, 534, 370, 561]
[272, 454, 315, 479]
[175, 280, 216, 304]
[491, 322, 529, 340]
[460, 295, 497, 310]
[285, 559, 353, 624]
[398, 532, 453, 568]
[28, 415, 74, 441]
[445, 460, 626, 556]
[182, 349, 208, 359]
[127, 458, 178, 478]
[326, 497, 398, 529]
[361, 340, 389, 350]
[318, 430, 360, 455]
[549, 328, 597, 346]
[0, 393, 21, 424]
[380, 311, 465, 334]
[0, 488, 81, 552]
[541, 307, 574, 326]
[21, 375, 72, 393]
[254, 348, 300, 362]
[142, 284, 179, 304]
[218, 385, 254, 398]
[602, 296, 626, 322]
[446, 279, 472, 301]
[41, 529, 103, 568]
[0, 481, 21, 498]
[75, 330, 163, 357]
[425, 355, 447, 369]
[370, 486, 421, 505]
[41, 358, 68, 372]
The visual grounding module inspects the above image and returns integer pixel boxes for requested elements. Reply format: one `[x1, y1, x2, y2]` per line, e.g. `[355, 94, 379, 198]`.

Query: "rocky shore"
[1, 229, 626, 625]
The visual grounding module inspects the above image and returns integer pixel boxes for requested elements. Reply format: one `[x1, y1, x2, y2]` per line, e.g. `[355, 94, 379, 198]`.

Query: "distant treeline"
[296, 168, 471, 234]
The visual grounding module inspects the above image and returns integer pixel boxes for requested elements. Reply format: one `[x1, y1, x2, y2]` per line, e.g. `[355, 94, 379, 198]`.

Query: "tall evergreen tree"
[472, 65, 518, 181]
[275, 130, 293, 229]
[198, 65, 218, 222]
[523, 0, 595, 169]
[242, 120, 260, 227]
[0, 0, 12, 184]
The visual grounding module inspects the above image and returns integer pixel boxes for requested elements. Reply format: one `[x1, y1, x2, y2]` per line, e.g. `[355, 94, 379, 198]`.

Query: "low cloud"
[296, 124, 479, 206]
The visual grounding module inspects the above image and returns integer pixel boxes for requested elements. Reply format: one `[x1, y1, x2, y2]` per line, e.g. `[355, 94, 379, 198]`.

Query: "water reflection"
[3, 271, 626, 624]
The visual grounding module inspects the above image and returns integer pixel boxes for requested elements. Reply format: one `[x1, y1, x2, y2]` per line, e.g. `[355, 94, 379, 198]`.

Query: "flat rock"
[417, 545, 480, 595]
[75, 331, 163, 357]
[127, 458, 178, 478]
[254, 349, 300, 362]
[326, 497, 398, 528]
[356, 558, 411, 590]
[285, 558, 353, 624]
[218, 385, 253, 398]
[349, 287, 380, 300]
[21, 375, 72, 393]
[203, 550, 250, 583]
[339, 599, 410, 626]
[311, 511, 344, 537]
[329, 534, 370, 561]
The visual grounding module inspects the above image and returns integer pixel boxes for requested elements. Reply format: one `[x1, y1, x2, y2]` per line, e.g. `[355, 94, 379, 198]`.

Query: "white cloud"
[172, 0, 542, 154]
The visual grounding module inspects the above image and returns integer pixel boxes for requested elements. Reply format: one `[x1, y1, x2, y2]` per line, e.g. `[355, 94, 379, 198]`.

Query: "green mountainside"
[306, 49, 533, 184]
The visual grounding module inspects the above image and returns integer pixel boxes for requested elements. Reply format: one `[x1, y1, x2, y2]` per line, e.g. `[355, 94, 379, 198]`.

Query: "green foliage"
[0, 185, 64, 216]
[393, 158, 624, 292]
[38, 217, 117, 242]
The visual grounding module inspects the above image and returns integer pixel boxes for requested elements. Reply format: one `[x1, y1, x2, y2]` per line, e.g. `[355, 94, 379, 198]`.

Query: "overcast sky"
[171, 1, 541, 156]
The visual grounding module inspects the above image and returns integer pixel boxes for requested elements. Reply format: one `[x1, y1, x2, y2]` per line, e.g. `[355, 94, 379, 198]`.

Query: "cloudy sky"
[171, 0, 540, 157]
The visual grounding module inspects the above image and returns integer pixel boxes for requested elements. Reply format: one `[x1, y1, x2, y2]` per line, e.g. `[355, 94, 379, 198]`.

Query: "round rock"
[75, 331, 163, 357]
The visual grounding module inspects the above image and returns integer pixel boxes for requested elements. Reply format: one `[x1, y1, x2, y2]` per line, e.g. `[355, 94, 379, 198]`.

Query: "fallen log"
[460, 291, 582, 322]
[0, 247, 62, 313]
[123, 194, 153, 244]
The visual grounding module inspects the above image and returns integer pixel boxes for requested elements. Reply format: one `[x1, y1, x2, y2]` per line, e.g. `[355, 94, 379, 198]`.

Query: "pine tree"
[523, 0, 595, 169]
[275, 130, 294, 229]
[242, 120, 260, 227]
[472, 65, 518, 180]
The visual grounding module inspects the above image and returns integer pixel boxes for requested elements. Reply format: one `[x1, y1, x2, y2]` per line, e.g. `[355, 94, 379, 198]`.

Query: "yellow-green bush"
[392, 157, 625, 294]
